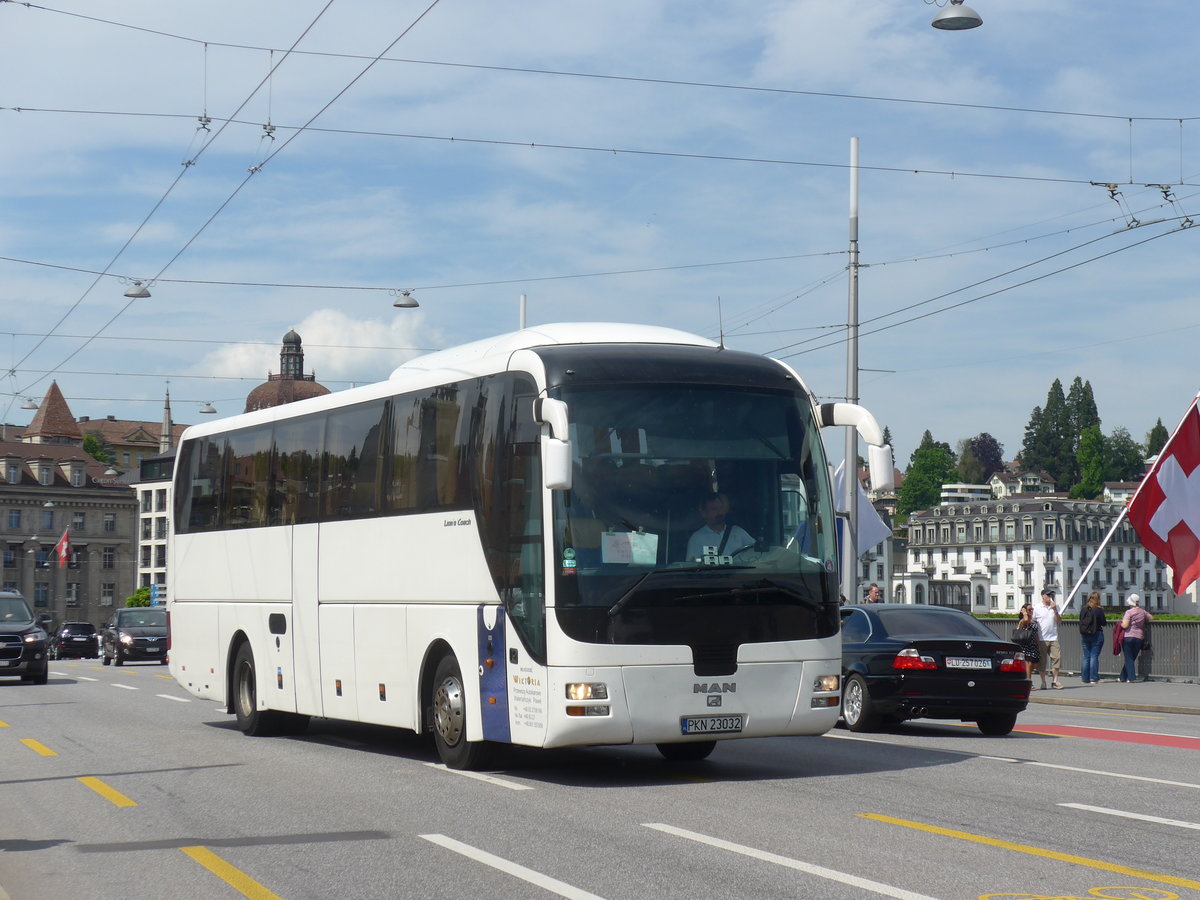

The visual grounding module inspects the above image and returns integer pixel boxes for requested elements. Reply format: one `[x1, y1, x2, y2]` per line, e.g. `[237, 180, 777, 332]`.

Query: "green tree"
[1145, 418, 1169, 456]
[1070, 425, 1105, 499]
[908, 430, 954, 470]
[82, 431, 114, 465]
[125, 586, 152, 608]
[1104, 426, 1146, 482]
[897, 444, 955, 514]
[1065, 377, 1100, 486]
[1022, 380, 1072, 488]
[955, 438, 983, 484]
[882, 425, 893, 450]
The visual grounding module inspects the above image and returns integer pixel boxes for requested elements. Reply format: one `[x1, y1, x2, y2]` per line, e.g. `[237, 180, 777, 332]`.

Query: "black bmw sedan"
[840, 604, 1030, 736]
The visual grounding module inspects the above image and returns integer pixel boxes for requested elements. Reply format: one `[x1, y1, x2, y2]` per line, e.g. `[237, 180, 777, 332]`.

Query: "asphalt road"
[3, 659, 1199, 900]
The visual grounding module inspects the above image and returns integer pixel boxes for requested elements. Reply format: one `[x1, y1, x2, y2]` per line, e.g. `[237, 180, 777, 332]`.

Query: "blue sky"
[3, 0, 1199, 467]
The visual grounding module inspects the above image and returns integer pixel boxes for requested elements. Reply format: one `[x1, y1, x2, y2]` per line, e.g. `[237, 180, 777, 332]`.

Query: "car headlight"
[119, 631, 135, 645]
[24, 630, 46, 644]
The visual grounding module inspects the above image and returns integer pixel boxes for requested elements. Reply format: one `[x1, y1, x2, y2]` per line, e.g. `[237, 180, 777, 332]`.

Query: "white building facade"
[897, 496, 1192, 614]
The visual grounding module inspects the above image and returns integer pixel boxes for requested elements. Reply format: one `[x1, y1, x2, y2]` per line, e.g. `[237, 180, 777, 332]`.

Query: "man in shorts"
[1032, 589, 1063, 689]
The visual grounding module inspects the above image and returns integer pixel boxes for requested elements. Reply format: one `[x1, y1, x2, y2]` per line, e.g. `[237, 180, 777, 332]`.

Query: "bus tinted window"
[225, 424, 273, 528]
[323, 400, 389, 521]
[275, 416, 324, 525]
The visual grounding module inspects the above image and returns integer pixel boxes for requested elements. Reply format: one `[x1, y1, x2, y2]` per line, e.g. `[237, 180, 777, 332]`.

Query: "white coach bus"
[168, 323, 891, 768]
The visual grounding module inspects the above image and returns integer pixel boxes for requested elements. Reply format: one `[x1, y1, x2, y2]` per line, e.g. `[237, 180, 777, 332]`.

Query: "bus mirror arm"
[818, 402, 894, 492]
[534, 398, 573, 491]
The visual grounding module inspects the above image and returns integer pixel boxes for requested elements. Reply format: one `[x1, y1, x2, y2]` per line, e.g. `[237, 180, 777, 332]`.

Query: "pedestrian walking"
[1119, 593, 1153, 683]
[1077, 591, 1106, 685]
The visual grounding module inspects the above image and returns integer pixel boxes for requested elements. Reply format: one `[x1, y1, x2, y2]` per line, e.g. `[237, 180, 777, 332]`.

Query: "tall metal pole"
[841, 137, 860, 603]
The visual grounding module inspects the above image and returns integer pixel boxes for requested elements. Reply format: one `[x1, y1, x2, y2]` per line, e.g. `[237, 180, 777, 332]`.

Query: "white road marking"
[644, 823, 943, 900]
[1060, 803, 1200, 831]
[423, 762, 533, 790]
[421, 834, 605, 900]
[111, 683, 137, 691]
[1000, 759, 1200, 790]
[75, 676, 99, 682]
[156, 694, 190, 702]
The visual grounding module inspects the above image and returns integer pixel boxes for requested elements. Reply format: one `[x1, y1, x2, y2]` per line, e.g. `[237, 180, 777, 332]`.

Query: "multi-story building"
[0, 440, 136, 627]
[897, 495, 1188, 614]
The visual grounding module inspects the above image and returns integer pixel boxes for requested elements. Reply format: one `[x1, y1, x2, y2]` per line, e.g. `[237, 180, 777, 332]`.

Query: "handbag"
[1112, 621, 1126, 655]
[1011, 625, 1032, 643]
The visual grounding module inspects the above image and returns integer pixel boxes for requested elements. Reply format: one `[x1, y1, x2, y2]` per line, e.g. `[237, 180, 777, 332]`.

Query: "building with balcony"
[896, 496, 1193, 615]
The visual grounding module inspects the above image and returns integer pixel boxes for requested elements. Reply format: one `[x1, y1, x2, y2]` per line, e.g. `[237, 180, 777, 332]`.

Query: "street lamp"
[931, 0, 983, 30]
[392, 290, 419, 308]
[123, 280, 151, 299]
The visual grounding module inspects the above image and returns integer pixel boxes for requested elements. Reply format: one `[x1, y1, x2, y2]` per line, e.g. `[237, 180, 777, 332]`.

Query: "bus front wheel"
[431, 654, 494, 770]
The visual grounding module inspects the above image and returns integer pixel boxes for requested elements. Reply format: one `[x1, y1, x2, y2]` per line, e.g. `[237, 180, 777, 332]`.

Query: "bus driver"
[686, 492, 755, 562]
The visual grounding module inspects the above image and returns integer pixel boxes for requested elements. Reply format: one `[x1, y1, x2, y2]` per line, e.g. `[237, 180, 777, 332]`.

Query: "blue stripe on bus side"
[476, 606, 510, 743]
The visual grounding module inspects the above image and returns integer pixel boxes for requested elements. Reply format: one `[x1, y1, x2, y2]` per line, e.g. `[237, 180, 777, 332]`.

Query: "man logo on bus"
[694, 683, 736, 693]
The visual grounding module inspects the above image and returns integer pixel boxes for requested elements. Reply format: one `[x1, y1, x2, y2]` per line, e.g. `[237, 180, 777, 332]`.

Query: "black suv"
[0, 591, 50, 684]
[50, 621, 100, 659]
[102, 607, 168, 666]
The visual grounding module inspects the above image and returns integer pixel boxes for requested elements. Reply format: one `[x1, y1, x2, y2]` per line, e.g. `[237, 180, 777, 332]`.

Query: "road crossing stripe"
[859, 813, 1200, 890]
[180, 846, 283, 900]
[421, 834, 605, 900]
[645, 823, 941, 900]
[423, 762, 533, 790]
[1060, 803, 1200, 831]
[78, 776, 137, 808]
[20, 738, 56, 757]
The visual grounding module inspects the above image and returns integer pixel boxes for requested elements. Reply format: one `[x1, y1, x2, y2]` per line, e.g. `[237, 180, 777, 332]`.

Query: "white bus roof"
[390, 322, 717, 380]
[177, 323, 720, 441]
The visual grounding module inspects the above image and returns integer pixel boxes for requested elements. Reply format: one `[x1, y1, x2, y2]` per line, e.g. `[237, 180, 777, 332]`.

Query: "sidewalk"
[1028, 676, 1200, 716]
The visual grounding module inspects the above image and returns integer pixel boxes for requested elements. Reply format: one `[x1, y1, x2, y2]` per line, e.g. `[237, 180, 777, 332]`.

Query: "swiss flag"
[53, 528, 70, 569]
[1127, 396, 1200, 595]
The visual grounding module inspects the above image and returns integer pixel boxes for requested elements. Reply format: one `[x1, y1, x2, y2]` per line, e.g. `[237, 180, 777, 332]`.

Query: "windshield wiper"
[606, 566, 755, 617]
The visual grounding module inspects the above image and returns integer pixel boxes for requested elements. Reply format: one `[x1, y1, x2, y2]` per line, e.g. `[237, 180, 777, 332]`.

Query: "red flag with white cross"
[1127, 395, 1200, 594]
[53, 528, 70, 569]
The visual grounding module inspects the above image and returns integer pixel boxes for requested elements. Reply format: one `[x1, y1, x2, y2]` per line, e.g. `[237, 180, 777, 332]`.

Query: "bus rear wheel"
[232, 643, 294, 737]
[431, 654, 494, 770]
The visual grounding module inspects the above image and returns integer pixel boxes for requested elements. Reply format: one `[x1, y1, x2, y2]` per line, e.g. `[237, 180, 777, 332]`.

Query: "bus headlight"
[565, 682, 608, 701]
[812, 674, 839, 693]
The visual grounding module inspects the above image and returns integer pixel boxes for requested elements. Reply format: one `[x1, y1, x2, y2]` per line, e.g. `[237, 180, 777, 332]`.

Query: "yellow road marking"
[860, 813, 1200, 891]
[0, 719, 8, 727]
[20, 738, 57, 757]
[180, 846, 284, 900]
[78, 776, 137, 808]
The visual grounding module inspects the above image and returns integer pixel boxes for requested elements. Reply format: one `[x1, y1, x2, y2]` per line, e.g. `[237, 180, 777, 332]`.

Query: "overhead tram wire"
[772, 220, 1194, 362]
[6, 1, 1200, 125]
[16, 0, 444, 401]
[7, 0, 341, 401]
[8, 105, 1197, 191]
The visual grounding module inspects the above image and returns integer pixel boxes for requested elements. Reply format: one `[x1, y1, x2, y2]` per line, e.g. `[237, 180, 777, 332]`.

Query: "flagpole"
[1061, 508, 1127, 613]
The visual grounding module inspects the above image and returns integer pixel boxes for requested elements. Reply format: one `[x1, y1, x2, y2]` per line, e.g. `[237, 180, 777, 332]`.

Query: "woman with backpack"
[1078, 592, 1106, 685]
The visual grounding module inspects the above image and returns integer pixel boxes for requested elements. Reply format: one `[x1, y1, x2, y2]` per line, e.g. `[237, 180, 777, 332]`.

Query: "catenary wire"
[4, 1, 1198, 123]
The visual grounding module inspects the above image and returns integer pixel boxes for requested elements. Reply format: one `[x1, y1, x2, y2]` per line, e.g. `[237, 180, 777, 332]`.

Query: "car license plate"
[680, 714, 743, 735]
[945, 657, 991, 669]
[144, 647, 161, 653]
[72, 637, 86, 641]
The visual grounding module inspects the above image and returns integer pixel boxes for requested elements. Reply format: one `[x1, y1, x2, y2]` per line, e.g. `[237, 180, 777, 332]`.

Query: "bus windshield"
[552, 383, 837, 619]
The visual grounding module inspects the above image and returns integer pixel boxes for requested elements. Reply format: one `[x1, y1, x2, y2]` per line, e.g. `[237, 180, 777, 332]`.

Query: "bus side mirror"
[534, 397, 573, 491]
[868, 444, 894, 492]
